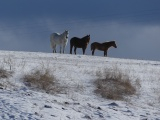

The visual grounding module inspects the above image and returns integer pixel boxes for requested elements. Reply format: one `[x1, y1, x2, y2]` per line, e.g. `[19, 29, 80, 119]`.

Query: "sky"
[0, 0, 160, 61]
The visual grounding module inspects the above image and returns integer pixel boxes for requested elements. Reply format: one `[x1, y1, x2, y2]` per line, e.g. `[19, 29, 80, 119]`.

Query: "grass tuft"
[0, 68, 13, 79]
[22, 68, 62, 94]
[94, 67, 136, 100]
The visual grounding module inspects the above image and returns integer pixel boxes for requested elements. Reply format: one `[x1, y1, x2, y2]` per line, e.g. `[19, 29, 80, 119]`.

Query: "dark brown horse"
[91, 41, 117, 57]
[70, 35, 90, 55]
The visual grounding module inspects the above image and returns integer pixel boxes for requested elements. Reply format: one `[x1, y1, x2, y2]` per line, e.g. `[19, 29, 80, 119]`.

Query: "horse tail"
[91, 43, 93, 51]
[70, 38, 73, 54]
[50, 34, 54, 48]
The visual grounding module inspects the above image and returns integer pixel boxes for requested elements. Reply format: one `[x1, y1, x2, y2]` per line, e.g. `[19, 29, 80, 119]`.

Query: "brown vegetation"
[94, 67, 136, 100]
[0, 68, 13, 79]
[22, 68, 62, 94]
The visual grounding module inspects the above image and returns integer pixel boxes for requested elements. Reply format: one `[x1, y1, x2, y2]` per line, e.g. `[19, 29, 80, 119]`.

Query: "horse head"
[63, 30, 69, 39]
[85, 34, 90, 44]
[112, 41, 117, 48]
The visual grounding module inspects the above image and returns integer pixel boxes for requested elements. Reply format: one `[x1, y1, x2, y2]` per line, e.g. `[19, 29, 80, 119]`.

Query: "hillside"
[0, 50, 160, 120]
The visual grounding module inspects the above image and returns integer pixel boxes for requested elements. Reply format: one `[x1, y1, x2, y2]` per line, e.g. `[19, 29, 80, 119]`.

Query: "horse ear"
[65, 30, 69, 34]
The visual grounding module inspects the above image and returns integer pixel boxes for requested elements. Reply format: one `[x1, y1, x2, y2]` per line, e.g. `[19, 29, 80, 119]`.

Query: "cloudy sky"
[0, 0, 160, 61]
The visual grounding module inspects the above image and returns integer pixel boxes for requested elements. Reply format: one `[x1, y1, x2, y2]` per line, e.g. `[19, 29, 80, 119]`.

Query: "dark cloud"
[0, 0, 160, 23]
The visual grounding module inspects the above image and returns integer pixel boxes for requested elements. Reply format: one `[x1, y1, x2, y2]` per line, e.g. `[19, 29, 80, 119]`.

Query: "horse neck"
[61, 32, 67, 38]
[82, 36, 89, 42]
[104, 42, 114, 49]
[81, 36, 87, 40]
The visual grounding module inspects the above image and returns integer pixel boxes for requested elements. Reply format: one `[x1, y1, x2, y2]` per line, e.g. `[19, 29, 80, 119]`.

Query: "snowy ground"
[0, 50, 160, 120]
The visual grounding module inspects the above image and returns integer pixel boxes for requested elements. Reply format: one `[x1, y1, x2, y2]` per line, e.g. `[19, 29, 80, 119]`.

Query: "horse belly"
[51, 38, 61, 45]
[98, 49, 104, 51]
[73, 42, 82, 48]
[98, 46, 106, 51]
[50, 34, 62, 45]
[76, 44, 83, 48]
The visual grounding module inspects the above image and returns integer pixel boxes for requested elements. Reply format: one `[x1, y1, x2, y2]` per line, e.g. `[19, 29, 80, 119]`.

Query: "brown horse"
[91, 41, 117, 57]
[70, 35, 90, 55]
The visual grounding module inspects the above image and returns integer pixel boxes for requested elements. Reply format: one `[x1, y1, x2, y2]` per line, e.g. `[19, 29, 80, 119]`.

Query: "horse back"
[70, 37, 80, 42]
[91, 42, 101, 46]
[50, 33, 59, 42]
[91, 42, 107, 51]
[70, 37, 83, 47]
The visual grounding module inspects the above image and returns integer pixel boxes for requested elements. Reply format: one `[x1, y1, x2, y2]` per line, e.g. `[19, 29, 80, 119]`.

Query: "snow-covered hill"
[0, 50, 160, 120]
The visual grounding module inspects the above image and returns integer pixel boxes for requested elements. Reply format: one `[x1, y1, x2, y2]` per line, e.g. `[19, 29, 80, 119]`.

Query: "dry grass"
[94, 67, 136, 100]
[0, 67, 14, 89]
[0, 68, 13, 79]
[22, 68, 62, 94]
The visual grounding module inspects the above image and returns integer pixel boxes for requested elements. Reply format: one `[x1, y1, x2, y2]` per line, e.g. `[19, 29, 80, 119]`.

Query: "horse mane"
[103, 41, 115, 44]
[81, 35, 89, 39]
[61, 30, 69, 39]
[107, 41, 115, 43]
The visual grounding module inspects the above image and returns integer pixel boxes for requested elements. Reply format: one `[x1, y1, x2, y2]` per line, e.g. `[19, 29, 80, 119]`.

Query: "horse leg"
[62, 44, 64, 54]
[74, 47, 77, 55]
[60, 45, 62, 54]
[63, 44, 67, 54]
[106, 50, 108, 57]
[63, 46, 65, 54]
[53, 45, 56, 53]
[53, 49, 56, 53]
[92, 49, 95, 55]
[104, 51, 107, 57]
[82, 48, 86, 55]
[70, 44, 73, 54]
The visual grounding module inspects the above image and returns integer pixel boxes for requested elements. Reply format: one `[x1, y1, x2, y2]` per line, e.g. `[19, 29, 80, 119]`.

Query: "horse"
[50, 30, 69, 53]
[91, 41, 117, 57]
[70, 35, 90, 55]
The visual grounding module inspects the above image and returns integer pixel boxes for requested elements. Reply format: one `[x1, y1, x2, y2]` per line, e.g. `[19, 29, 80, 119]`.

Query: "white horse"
[50, 30, 69, 53]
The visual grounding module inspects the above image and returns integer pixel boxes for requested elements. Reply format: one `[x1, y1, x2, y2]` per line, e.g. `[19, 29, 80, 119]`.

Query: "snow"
[0, 50, 160, 120]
